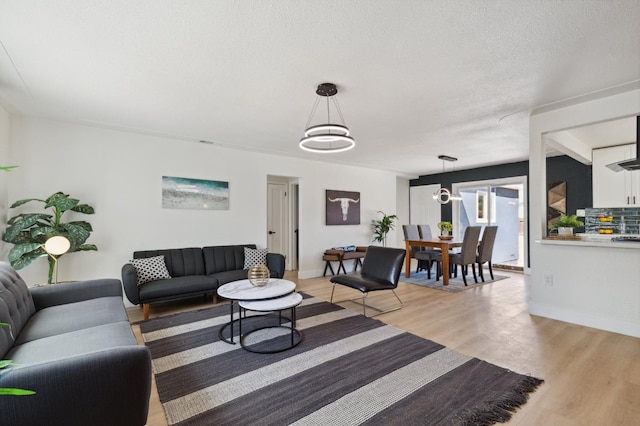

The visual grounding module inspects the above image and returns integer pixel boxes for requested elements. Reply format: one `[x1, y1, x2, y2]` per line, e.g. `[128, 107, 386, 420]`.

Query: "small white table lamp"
[44, 236, 71, 284]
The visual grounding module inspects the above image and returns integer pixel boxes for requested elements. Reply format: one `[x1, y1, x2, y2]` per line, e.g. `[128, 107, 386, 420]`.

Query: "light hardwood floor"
[128, 265, 640, 425]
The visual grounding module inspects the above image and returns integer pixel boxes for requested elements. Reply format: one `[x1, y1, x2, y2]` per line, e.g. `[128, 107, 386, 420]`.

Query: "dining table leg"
[405, 240, 412, 278]
[441, 248, 450, 286]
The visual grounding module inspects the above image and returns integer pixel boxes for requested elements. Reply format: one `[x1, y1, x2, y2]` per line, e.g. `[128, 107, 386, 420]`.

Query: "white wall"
[0, 105, 10, 260]
[3, 116, 404, 285]
[395, 177, 410, 248]
[529, 88, 640, 337]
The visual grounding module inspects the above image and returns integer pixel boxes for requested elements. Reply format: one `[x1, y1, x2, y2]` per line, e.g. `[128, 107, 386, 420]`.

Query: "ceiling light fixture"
[299, 83, 355, 153]
[433, 155, 463, 204]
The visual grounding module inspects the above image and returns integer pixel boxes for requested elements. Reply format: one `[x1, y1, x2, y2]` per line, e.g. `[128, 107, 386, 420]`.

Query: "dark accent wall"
[545, 156, 593, 216]
[410, 160, 529, 222]
[410, 156, 593, 268]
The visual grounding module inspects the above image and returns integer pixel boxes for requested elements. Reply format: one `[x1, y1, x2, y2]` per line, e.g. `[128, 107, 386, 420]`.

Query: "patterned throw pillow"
[130, 255, 171, 285]
[243, 247, 268, 270]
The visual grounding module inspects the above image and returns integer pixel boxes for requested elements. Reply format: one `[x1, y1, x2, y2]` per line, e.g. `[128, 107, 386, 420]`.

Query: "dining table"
[404, 238, 464, 285]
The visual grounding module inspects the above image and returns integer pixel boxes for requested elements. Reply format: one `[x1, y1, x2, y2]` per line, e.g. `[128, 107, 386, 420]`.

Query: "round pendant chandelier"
[299, 83, 355, 153]
[433, 155, 463, 204]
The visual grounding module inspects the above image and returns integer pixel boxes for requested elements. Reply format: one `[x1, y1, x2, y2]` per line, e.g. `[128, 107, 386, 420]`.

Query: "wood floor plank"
[128, 268, 640, 425]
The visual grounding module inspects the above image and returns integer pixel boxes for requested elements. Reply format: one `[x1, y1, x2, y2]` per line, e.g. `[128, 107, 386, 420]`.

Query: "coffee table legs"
[239, 305, 302, 354]
[218, 300, 240, 344]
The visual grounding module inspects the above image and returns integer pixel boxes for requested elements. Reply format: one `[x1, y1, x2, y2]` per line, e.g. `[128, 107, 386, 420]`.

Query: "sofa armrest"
[30, 279, 123, 311]
[121, 263, 140, 305]
[267, 253, 286, 278]
[0, 345, 152, 426]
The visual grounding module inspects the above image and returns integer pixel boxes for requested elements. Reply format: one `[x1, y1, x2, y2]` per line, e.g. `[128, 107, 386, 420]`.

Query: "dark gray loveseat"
[122, 244, 285, 319]
[0, 262, 151, 426]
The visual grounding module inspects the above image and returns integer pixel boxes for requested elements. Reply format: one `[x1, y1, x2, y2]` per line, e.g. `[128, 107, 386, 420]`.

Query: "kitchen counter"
[538, 234, 640, 249]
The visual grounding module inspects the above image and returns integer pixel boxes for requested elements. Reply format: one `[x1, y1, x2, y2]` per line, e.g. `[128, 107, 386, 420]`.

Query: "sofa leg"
[213, 293, 218, 304]
[143, 303, 150, 320]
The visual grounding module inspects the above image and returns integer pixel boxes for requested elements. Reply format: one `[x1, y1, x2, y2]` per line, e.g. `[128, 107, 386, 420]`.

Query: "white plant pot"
[557, 227, 574, 236]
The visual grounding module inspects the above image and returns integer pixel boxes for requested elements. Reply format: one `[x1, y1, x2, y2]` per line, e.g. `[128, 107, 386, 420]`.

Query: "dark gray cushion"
[134, 247, 205, 277]
[0, 345, 151, 426]
[0, 262, 35, 358]
[138, 275, 217, 302]
[30, 278, 123, 310]
[203, 244, 256, 274]
[15, 296, 128, 345]
[6, 321, 137, 365]
[209, 269, 250, 286]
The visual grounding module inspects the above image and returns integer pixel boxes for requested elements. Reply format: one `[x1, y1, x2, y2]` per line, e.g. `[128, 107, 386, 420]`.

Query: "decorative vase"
[248, 264, 270, 286]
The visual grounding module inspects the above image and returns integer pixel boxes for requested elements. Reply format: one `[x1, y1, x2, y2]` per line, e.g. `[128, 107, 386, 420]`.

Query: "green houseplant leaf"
[552, 213, 584, 229]
[372, 211, 398, 246]
[3, 192, 98, 283]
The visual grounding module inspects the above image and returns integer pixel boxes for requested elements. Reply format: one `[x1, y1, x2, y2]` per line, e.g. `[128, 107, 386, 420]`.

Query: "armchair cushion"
[130, 255, 171, 285]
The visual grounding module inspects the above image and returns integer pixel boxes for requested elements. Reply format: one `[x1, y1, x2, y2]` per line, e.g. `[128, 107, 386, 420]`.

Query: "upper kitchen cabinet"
[592, 144, 640, 207]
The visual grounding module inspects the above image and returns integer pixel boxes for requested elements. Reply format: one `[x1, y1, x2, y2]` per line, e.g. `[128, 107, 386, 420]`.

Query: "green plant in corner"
[2, 192, 98, 283]
[437, 221, 453, 235]
[372, 211, 398, 246]
[0, 323, 35, 396]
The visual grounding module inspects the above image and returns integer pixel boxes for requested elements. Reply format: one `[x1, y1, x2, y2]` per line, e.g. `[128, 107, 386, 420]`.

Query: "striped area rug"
[140, 294, 543, 426]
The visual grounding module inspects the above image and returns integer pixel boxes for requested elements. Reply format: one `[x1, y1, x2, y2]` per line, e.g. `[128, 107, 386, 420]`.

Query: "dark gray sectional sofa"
[0, 261, 151, 426]
[122, 244, 285, 319]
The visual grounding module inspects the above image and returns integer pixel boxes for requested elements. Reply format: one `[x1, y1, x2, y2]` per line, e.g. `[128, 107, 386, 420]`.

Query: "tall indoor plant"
[372, 211, 398, 246]
[2, 192, 98, 283]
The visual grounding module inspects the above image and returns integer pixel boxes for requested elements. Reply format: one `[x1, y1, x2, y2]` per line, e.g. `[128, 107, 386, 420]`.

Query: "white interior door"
[267, 182, 287, 257]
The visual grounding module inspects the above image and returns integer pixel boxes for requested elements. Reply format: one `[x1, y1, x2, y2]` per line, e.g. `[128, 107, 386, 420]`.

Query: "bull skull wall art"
[326, 190, 360, 225]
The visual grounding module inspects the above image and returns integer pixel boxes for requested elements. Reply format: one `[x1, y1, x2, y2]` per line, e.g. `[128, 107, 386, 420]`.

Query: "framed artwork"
[326, 190, 360, 225]
[162, 176, 229, 210]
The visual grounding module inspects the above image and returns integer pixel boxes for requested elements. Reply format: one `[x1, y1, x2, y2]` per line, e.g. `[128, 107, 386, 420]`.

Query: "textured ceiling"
[1, 1, 639, 176]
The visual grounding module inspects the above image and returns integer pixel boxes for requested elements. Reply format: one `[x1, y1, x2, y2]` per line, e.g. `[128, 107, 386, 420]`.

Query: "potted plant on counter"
[552, 213, 584, 236]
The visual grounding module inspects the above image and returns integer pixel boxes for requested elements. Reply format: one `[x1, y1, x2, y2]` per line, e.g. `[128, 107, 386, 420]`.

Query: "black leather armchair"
[329, 246, 406, 317]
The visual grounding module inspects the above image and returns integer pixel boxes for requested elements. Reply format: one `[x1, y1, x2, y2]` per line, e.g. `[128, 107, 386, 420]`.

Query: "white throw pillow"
[130, 255, 171, 285]
[243, 247, 268, 270]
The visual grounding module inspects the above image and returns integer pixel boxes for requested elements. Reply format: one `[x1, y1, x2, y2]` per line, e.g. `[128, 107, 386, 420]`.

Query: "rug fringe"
[454, 375, 544, 425]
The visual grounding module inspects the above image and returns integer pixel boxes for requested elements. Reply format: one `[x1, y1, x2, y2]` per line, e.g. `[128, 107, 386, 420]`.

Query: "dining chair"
[436, 226, 482, 285]
[415, 224, 441, 279]
[473, 225, 498, 282]
[330, 246, 406, 317]
[402, 224, 430, 274]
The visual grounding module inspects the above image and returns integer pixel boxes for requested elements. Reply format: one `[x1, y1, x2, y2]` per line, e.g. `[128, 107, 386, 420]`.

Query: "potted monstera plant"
[2, 192, 98, 283]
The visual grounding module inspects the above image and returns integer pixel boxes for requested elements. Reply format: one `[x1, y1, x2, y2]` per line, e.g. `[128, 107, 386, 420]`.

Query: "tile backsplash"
[585, 208, 640, 235]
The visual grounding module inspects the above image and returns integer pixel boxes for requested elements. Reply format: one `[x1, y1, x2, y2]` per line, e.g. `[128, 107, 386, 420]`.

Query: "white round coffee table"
[217, 279, 296, 344]
[239, 292, 303, 353]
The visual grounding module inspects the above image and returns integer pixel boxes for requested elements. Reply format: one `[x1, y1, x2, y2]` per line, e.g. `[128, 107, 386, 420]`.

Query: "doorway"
[452, 177, 527, 271]
[267, 176, 299, 271]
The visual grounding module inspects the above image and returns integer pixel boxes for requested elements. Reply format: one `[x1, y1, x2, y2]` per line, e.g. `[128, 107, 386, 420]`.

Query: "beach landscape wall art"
[162, 176, 229, 210]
